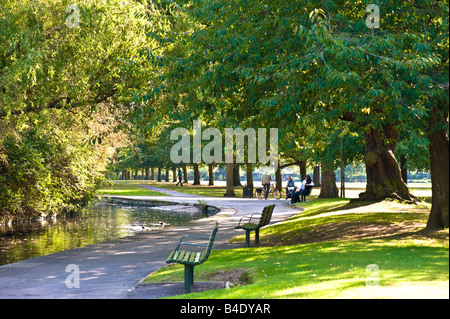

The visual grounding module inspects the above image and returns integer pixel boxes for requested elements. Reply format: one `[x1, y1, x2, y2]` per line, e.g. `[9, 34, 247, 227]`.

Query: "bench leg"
[184, 264, 194, 294]
[255, 229, 260, 245]
[245, 230, 250, 248]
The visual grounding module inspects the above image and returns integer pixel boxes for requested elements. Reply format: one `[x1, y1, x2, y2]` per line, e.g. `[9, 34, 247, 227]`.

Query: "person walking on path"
[176, 168, 183, 186]
[261, 171, 272, 200]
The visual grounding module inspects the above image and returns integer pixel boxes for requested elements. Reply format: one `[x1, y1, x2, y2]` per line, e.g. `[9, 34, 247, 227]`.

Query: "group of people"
[261, 171, 314, 203]
[285, 175, 314, 204]
[176, 168, 313, 203]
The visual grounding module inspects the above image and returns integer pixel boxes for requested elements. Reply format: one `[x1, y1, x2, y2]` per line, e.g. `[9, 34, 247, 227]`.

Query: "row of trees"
[119, 0, 448, 227]
[1, 0, 448, 229]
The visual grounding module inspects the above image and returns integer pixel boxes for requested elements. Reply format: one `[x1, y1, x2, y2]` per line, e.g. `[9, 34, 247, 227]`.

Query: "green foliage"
[132, 0, 448, 174]
[0, 0, 169, 221]
[0, 121, 105, 221]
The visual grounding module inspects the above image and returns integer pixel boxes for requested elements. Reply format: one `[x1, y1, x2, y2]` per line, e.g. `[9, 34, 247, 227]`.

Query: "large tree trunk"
[313, 165, 321, 186]
[193, 163, 200, 185]
[427, 103, 449, 229]
[233, 163, 242, 186]
[172, 168, 177, 182]
[299, 160, 306, 181]
[246, 163, 254, 187]
[400, 155, 408, 184]
[275, 166, 282, 191]
[165, 168, 170, 182]
[208, 163, 214, 186]
[319, 161, 338, 198]
[224, 162, 236, 197]
[359, 126, 414, 201]
[183, 165, 188, 184]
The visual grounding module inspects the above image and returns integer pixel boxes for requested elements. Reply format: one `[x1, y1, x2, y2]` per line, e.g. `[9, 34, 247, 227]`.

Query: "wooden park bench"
[234, 204, 275, 247]
[166, 222, 219, 294]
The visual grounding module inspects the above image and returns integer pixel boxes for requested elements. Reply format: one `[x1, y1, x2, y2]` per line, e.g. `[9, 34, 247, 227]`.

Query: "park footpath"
[0, 186, 301, 299]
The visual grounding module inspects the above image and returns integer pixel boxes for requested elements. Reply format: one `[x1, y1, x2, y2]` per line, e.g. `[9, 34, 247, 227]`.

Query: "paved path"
[0, 186, 301, 299]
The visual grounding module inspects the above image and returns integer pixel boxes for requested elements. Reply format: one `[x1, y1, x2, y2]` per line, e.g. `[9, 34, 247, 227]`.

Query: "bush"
[0, 128, 103, 223]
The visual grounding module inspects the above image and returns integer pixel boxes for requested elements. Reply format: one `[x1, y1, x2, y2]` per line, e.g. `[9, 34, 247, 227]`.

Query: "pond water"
[0, 202, 208, 266]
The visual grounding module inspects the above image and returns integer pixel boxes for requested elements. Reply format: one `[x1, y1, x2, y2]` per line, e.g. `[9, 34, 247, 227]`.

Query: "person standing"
[261, 171, 272, 200]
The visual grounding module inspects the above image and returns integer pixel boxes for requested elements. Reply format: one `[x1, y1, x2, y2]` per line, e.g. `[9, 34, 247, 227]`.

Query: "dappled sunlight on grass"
[145, 198, 448, 299]
[149, 238, 448, 299]
[97, 183, 166, 196]
[337, 281, 449, 299]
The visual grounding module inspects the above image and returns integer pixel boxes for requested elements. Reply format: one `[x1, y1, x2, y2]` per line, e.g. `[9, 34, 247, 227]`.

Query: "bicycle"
[255, 184, 281, 200]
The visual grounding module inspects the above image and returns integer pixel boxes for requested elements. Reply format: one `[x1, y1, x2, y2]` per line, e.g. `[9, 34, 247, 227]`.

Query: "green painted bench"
[235, 205, 275, 247]
[166, 222, 219, 294]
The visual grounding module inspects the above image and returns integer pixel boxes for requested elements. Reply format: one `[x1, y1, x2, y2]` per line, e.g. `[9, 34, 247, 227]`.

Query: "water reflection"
[0, 202, 206, 266]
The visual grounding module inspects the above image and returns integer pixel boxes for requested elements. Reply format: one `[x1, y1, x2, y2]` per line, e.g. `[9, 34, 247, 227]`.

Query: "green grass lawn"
[145, 198, 449, 299]
[101, 180, 245, 197]
[96, 183, 167, 196]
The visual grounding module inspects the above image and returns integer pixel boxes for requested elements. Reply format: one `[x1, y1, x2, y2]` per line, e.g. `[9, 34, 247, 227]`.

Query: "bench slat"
[194, 252, 202, 263]
[166, 223, 219, 266]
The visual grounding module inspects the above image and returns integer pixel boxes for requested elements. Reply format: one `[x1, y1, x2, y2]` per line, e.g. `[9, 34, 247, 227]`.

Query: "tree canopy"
[0, 0, 448, 228]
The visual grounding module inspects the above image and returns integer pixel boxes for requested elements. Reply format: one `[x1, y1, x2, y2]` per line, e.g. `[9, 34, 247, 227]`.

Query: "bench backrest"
[258, 205, 275, 228]
[199, 222, 219, 263]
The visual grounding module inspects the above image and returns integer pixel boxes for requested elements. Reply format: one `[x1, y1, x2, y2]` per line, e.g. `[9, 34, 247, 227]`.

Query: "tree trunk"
[427, 103, 449, 229]
[208, 163, 214, 186]
[319, 161, 338, 198]
[246, 163, 254, 187]
[172, 168, 177, 182]
[275, 166, 282, 191]
[165, 168, 170, 182]
[183, 165, 188, 184]
[224, 162, 236, 197]
[151, 167, 155, 180]
[400, 155, 408, 184]
[157, 167, 162, 182]
[193, 163, 200, 185]
[313, 165, 321, 186]
[359, 126, 414, 201]
[233, 163, 242, 186]
[145, 167, 149, 180]
[299, 160, 306, 181]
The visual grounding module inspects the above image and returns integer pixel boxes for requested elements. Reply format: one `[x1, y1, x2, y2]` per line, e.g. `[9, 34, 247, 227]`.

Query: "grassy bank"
[96, 182, 167, 196]
[98, 180, 245, 197]
[145, 198, 449, 299]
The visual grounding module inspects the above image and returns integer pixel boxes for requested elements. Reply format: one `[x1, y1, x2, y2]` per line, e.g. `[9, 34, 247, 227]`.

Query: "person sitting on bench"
[285, 176, 296, 199]
[291, 175, 314, 204]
